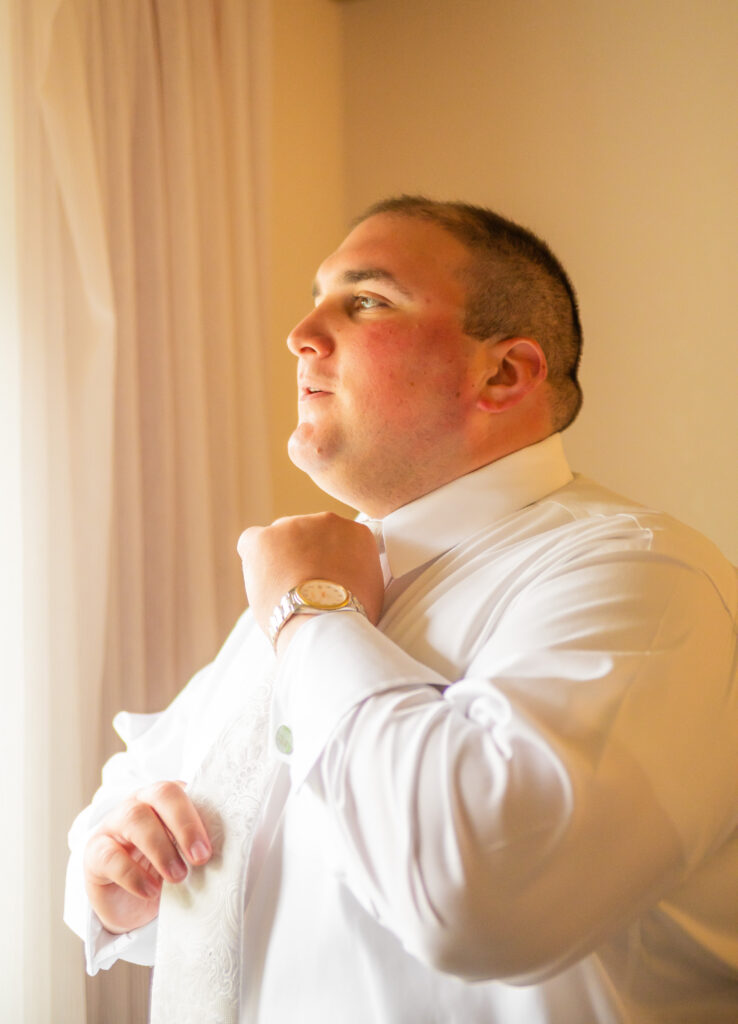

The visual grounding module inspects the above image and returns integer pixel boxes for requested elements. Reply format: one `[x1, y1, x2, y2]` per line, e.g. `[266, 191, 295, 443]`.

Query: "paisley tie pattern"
[149, 670, 276, 1024]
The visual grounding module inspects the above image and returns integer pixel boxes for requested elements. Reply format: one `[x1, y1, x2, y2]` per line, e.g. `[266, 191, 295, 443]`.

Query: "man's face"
[286, 213, 493, 516]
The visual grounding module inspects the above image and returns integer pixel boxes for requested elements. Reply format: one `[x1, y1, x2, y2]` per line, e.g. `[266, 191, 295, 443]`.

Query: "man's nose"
[286, 306, 334, 358]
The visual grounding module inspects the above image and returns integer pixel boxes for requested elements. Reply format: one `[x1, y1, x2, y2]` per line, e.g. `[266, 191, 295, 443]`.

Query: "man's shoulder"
[540, 474, 736, 609]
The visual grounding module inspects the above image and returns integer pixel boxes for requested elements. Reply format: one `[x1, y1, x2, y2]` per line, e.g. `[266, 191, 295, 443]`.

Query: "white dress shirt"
[65, 434, 738, 1023]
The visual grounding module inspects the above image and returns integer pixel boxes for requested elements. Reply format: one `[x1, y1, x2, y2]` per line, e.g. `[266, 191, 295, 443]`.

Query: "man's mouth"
[300, 384, 333, 400]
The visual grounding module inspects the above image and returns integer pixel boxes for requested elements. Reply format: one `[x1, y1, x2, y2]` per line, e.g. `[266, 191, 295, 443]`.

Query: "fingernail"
[189, 840, 210, 863]
[169, 859, 187, 882]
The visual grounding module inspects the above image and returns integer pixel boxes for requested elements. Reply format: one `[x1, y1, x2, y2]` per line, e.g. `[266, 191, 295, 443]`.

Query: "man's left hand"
[238, 513, 385, 651]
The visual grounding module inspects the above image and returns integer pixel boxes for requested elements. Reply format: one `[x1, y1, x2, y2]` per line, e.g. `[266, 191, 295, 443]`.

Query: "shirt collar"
[359, 434, 573, 580]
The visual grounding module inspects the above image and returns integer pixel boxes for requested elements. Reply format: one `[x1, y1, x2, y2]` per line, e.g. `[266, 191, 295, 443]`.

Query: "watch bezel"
[294, 579, 351, 610]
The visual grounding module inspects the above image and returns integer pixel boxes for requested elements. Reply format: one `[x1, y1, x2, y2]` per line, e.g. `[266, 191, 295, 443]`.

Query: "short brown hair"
[357, 195, 583, 432]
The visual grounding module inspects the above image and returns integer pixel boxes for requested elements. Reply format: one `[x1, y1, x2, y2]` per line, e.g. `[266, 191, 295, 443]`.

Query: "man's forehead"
[312, 213, 470, 298]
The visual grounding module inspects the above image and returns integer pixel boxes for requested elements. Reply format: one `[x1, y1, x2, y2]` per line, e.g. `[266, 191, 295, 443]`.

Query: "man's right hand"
[83, 781, 212, 934]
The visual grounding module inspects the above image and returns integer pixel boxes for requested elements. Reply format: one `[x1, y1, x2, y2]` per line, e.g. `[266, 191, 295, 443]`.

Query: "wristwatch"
[267, 578, 367, 650]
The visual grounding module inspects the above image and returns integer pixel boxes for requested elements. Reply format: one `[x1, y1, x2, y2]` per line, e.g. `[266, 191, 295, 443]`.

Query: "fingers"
[86, 781, 212, 895]
[237, 525, 263, 561]
[85, 831, 162, 902]
[134, 780, 212, 874]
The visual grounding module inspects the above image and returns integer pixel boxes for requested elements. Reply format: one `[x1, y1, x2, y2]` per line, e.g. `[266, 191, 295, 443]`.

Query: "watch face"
[296, 579, 350, 610]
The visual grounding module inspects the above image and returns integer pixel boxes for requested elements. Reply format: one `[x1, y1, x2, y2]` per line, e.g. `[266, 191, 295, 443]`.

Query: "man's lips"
[299, 383, 334, 400]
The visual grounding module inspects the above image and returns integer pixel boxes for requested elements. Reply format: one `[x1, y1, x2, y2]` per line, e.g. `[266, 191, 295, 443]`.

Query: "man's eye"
[353, 294, 387, 311]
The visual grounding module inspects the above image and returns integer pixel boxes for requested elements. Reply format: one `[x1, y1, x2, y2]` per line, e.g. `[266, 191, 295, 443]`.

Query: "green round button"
[275, 724, 294, 756]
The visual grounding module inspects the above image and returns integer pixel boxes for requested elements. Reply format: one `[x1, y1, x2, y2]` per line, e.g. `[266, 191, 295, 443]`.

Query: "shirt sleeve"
[63, 609, 260, 975]
[272, 553, 738, 983]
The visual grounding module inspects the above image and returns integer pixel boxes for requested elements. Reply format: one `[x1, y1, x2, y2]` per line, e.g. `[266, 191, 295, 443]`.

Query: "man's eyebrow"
[311, 268, 414, 300]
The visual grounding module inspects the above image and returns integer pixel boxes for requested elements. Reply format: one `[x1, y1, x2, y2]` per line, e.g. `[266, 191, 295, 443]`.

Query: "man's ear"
[476, 337, 548, 413]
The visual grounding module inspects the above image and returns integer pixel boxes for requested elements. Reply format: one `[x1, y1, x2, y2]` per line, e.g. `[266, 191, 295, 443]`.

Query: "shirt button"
[275, 724, 293, 756]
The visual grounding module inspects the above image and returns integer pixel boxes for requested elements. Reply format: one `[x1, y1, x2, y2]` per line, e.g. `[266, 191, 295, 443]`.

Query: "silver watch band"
[267, 585, 366, 650]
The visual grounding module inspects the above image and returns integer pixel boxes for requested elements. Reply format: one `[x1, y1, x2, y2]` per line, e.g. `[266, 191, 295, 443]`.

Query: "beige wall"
[336, 0, 738, 559]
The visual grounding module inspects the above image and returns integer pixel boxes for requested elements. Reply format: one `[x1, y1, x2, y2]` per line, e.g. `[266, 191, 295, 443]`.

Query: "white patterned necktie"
[149, 669, 276, 1024]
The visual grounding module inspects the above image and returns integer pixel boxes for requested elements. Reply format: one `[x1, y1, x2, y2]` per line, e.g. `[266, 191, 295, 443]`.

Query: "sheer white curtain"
[2, 1, 272, 1021]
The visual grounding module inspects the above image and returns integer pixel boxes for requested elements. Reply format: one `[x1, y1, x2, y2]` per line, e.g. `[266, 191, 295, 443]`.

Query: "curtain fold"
[5, 1, 272, 1020]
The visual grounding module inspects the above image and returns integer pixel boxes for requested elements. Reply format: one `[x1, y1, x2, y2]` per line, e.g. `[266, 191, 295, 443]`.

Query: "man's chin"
[287, 426, 319, 471]
[288, 429, 332, 481]
[287, 432, 358, 507]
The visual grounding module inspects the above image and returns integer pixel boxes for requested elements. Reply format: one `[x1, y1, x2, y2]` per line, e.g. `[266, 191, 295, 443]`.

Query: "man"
[66, 197, 738, 1022]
